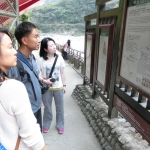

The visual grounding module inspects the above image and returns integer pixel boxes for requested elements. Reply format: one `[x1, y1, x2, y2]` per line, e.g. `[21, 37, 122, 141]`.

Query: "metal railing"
[56, 43, 84, 77]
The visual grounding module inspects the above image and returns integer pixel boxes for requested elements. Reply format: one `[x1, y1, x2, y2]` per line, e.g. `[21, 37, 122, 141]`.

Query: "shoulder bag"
[41, 54, 58, 94]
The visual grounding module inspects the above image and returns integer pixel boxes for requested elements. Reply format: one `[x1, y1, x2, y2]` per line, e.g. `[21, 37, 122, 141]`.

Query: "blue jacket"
[7, 52, 41, 113]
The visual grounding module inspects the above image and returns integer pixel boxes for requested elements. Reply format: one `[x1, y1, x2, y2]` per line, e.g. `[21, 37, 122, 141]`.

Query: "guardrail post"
[70, 50, 74, 64]
[56, 43, 84, 75]
[81, 60, 84, 75]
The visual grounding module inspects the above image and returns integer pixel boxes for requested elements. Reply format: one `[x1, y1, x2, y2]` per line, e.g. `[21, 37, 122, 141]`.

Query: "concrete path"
[42, 61, 102, 150]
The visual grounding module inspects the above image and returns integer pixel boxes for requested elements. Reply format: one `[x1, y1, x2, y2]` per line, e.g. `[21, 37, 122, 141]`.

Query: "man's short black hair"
[15, 21, 37, 45]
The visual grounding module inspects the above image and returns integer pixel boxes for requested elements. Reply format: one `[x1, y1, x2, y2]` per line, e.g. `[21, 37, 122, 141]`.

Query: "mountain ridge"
[29, 0, 96, 35]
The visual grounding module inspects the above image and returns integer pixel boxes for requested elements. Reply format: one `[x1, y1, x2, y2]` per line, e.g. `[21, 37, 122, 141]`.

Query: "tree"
[20, 13, 30, 22]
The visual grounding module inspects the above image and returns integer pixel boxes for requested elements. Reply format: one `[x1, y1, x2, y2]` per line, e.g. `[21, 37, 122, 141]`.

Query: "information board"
[97, 28, 109, 86]
[85, 34, 92, 79]
[120, 1, 150, 94]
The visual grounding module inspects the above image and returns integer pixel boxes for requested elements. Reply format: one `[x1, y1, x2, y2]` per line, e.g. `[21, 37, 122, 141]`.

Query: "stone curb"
[72, 84, 150, 150]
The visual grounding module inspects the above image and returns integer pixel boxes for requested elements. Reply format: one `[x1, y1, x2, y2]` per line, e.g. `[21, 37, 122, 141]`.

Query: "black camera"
[50, 78, 56, 82]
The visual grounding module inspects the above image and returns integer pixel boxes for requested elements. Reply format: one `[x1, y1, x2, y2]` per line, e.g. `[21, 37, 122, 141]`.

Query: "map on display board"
[120, 0, 150, 94]
[97, 28, 109, 86]
[85, 34, 92, 79]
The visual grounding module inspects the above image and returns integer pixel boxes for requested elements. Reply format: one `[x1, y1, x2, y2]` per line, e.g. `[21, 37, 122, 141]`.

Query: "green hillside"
[29, 0, 96, 35]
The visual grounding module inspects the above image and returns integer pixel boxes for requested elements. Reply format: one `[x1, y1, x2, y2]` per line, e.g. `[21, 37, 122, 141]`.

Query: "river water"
[40, 34, 85, 52]
[33, 34, 85, 58]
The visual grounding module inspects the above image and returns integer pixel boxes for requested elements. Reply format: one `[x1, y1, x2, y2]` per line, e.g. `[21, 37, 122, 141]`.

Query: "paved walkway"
[42, 61, 102, 150]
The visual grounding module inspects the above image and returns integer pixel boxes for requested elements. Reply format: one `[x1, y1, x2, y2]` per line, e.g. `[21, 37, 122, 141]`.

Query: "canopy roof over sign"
[0, 0, 45, 25]
[19, 0, 40, 11]
[19, 0, 46, 14]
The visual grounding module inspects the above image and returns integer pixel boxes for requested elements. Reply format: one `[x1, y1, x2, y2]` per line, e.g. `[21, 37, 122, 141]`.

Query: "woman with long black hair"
[37, 37, 66, 134]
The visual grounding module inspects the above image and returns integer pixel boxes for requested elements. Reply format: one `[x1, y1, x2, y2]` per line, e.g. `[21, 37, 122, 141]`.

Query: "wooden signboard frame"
[114, 94, 150, 143]
[85, 32, 95, 83]
[96, 24, 114, 91]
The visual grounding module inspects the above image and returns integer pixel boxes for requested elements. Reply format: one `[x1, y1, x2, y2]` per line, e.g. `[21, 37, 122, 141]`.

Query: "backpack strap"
[31, 53, 36, 61]
[16, 58, 37, 101]
[17, 59, 25, 78]
[17, 52, 33, 70]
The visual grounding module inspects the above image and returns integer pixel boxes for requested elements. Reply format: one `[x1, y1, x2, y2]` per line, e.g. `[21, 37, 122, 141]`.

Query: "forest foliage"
[29, 0, 96, 35]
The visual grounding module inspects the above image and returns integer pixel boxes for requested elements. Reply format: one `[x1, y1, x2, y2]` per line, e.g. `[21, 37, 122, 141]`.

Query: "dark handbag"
[41, 83, 49, 94]
[41, 54, 58, 94]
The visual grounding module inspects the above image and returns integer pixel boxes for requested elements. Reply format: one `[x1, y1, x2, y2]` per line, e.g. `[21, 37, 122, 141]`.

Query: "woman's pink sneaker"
[58, 128, 64, 134]
[43, 128, 49, 133]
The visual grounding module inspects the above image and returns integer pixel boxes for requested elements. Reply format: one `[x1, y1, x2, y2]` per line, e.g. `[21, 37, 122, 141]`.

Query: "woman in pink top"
[0, 29, 46, 149]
